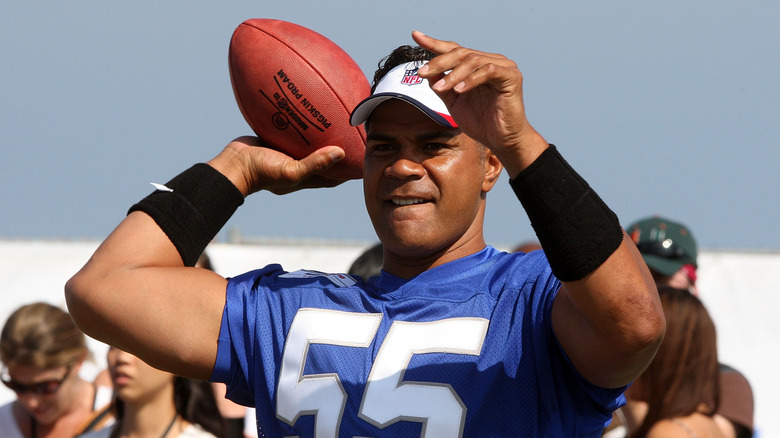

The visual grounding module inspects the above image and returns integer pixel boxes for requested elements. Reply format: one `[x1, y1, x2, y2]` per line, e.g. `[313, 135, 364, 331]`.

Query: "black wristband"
[510, 145, 623, 281]
[128, 163, 244, 266]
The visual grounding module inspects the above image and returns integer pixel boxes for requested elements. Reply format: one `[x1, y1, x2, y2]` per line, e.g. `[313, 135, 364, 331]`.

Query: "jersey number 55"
[276, 308, 489, 438]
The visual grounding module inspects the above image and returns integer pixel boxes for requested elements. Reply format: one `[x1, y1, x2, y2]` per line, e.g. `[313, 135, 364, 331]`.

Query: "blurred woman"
[0, 302, 112, 437]
[80, 346, 224, 438]
[624, 287, 725, 438]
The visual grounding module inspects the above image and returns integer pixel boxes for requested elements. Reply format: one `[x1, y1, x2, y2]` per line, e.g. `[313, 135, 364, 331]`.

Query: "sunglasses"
[1, 364, 73, 396]
[636, 239, 690, 260]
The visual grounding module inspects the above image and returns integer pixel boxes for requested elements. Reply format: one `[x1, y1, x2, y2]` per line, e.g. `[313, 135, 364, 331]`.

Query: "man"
[66, 32, 664, 436]
[626, 216, 754, 438]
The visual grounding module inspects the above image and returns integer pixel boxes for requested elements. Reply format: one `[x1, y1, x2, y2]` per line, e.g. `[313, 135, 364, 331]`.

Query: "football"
[228, 18, 369, 180]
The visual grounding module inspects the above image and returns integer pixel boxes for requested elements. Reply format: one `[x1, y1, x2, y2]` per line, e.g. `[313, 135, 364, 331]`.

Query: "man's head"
[349, 46, 502, 275]
[627, 216, 698, 291]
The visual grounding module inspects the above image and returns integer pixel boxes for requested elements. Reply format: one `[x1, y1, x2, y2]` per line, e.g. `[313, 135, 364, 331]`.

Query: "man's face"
[363, 99, 500, 265]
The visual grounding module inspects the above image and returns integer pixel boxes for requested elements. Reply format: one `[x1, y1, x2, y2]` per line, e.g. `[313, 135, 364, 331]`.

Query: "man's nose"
[384, 151, 426, 179]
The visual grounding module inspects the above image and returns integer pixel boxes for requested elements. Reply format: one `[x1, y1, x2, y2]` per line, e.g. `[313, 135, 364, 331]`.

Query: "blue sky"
[2, 1, 778, 250]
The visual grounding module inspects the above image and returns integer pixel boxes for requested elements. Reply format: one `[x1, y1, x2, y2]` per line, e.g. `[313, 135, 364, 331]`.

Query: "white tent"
[1, 240, 778, 435]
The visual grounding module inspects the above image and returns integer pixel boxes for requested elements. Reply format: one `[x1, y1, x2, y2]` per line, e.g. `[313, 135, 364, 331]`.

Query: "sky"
[2, 1, 779, 251]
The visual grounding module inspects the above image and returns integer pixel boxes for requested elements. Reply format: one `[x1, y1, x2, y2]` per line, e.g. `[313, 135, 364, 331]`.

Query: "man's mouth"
[391, 198, 426, 206]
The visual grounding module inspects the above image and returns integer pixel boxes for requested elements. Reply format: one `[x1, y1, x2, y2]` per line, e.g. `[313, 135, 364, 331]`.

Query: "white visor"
[349, 61, 457, 128]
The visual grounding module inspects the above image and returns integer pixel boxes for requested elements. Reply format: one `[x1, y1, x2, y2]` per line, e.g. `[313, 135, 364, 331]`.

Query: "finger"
[266, 148, 347, 195]
[283, 146, 345, 181]
[267, 174, 345, 195]
[450, 61, 521, 95]
[431, 53, 518, 95]
[411, 31, 460, 56]
[416, 45, 477, 93]
[413, 38, 507, 92]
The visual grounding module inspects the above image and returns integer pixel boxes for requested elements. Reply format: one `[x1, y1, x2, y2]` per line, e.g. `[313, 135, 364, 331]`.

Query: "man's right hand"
[207, 136, 348, 197]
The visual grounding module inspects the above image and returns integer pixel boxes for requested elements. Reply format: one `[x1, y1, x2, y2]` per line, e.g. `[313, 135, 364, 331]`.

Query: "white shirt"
[0, 402, 24, 438]
[0, 385, 113, 438]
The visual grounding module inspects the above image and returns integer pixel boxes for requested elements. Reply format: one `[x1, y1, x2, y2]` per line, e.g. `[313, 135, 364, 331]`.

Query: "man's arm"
[65, 211, 227, 380]
[414, 32, 664, 388]
[65, 137, 346, 380]
[553, 237, 664, 388]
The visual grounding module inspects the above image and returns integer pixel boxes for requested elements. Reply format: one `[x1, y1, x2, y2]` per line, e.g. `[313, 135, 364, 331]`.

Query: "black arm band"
[510, 145, 623, 281]
[128, 163, 244, 266]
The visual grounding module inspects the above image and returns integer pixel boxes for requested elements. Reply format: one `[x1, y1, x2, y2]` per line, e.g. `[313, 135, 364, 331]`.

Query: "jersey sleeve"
[510, 249, 626, 434]
[532, 251, 628, 428]
[210, 264, 286, 407]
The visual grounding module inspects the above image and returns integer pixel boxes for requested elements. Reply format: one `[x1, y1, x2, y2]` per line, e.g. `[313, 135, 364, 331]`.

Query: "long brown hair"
[634, 287, 720, 437]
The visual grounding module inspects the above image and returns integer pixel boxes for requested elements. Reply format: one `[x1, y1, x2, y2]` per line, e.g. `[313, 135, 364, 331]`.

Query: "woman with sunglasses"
[79, 346, 224, 438]
[0, 302, 112, 437]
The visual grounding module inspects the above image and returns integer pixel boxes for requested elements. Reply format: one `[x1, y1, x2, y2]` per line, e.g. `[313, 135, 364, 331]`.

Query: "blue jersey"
[211, 246, 625, 437]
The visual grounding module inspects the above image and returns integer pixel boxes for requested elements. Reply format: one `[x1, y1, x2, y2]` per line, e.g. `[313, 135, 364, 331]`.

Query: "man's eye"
[368, 144, 394, 153]
[423, 143, 447, 151]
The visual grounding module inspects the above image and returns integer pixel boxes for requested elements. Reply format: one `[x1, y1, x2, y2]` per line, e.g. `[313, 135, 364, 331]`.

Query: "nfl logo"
[400, 67, 424, 85]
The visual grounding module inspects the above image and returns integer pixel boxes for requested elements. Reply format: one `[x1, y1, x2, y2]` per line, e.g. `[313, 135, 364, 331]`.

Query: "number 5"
[277, 309, 383, 437]
[359, 318, 488, 437]
[277, 309, 488, 438]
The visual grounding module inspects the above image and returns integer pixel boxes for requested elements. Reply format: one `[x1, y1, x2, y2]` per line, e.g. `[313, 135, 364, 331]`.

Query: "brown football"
[228, 18, 369, 180]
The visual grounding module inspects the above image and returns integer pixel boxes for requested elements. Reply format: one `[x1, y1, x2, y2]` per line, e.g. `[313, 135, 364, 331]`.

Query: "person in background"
[626, 216, 700, 295]
[624, 286, 724, 437]
[626, 216, 754, 438]
[346, 242, 383, 280]
[0, 302, 112, 437]
[79, 346, 224, 438]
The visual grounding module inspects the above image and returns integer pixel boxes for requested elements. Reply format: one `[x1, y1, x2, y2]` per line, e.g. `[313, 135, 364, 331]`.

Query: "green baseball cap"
[626, 216, 698, 276]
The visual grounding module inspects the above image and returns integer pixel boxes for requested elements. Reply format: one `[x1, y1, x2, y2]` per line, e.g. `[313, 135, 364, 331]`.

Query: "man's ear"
[482, 148, 503, 193]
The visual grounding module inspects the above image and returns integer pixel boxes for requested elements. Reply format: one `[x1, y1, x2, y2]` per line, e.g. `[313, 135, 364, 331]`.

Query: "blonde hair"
[1, 302, 88, 369]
